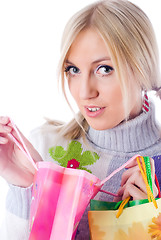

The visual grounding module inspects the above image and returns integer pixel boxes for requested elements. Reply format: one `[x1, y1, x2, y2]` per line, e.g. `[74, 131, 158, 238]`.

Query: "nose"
[79, 73, 98, 100]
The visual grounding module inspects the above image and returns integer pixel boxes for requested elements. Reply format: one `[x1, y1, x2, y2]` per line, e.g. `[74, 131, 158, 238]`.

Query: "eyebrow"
[65, 57, 111, 65]
[92, 57, 111, 64]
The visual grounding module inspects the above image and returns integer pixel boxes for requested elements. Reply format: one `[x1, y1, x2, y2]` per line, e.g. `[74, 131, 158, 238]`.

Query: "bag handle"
[8, 118, 38, 171]
[95, 155, 140, 197]
[137, 156, 157, 207]
[98, 154, 140, 186]
[116, 156, 158, 218]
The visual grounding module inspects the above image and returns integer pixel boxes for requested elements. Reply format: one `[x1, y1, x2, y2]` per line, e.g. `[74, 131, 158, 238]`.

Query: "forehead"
[66, 28, 112, 63]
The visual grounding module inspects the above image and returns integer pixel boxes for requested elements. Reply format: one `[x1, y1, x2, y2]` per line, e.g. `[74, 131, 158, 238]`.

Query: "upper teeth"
[88, 107, 101, 112]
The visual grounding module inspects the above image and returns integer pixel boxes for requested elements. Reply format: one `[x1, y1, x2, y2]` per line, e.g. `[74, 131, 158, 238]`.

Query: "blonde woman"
[0, 0, 161, 239]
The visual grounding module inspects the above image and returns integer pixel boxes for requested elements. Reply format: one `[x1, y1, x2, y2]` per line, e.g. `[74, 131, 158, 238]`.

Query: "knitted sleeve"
[0, 184, 32, 240]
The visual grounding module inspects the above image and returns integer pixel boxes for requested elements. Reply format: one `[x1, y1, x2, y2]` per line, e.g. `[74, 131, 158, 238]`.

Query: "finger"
[125, 157, 139, 169]
[118, 183, 147, 200]
[0, 136, 9, 144]
[0, 124, 12, 134]
[123, 157, 155, 185]
[0, 116, 12, 134]
[0, 116, 10, 125]
[126, 170, 148, 194]
[152, 182, 159, 198]
[120, 174, 158, 197]
[120, 171, 148, 196]
[113, 195, 122, 202]
[150, 158, 155, 179]
[121, 166, 139, 186]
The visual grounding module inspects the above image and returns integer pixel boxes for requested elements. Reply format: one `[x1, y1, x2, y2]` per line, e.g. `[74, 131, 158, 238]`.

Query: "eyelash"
[64, 64, 114, 77]
[64, 66, 80, 76]
[95, 65, 114, 76]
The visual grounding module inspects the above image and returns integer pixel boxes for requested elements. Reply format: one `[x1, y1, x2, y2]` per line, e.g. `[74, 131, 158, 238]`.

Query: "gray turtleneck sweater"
[1, 102, 161, 240]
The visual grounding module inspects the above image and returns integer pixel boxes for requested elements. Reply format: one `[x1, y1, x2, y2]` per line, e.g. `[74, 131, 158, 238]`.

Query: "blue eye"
[64, 66, 80, 76]
[95, 65, 114, 76]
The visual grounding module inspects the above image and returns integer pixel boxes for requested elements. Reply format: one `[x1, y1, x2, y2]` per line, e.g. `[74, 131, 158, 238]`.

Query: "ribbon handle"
[99, 154, 140, 186]
[8, 118, 38, 171]
[116, 156, 158, 218]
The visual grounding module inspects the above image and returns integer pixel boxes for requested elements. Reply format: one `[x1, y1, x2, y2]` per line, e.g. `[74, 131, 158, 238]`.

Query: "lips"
[85, 106, 105, 117]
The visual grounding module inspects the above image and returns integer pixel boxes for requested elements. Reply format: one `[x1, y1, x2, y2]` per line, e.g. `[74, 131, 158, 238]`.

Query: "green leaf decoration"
[49, 140, 100, 173]
[80, 151, 99, 166]
[49, 146, 66, 165]
[65, 141, 83, 161]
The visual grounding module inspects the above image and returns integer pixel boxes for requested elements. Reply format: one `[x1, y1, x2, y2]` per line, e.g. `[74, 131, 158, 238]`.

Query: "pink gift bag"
[8, 119, 139, 240]
[29, 162, 101, 240]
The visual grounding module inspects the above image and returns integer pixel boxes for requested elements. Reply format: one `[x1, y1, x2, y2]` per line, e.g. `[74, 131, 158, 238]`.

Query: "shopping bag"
[88, 199, 161, 240]
[88, 157, 161, 240]
[29, 162, 101, 240]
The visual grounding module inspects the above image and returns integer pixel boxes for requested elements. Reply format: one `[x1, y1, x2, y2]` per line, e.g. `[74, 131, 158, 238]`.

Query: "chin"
[87, 123, 112, 131]
[87, 119, 122, 131]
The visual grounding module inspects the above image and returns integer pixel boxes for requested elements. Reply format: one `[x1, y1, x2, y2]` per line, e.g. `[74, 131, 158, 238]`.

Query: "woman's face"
[65, 28, 142, 130]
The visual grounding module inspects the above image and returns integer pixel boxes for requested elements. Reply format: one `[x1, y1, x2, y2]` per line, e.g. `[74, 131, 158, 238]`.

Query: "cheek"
[104, 83, 125, 120]
[112, 88, 123, 103]
[105, 83, 123, 105]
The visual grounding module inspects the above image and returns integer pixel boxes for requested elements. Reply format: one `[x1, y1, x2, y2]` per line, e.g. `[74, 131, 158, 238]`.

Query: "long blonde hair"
[53, 0, 161, 139]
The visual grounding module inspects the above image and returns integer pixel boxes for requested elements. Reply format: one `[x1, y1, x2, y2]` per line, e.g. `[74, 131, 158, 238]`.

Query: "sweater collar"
[87, 103, 160, 153]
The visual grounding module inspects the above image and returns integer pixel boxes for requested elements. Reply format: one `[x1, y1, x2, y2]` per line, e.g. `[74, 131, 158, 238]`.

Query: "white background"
[0, 0, 161, 225]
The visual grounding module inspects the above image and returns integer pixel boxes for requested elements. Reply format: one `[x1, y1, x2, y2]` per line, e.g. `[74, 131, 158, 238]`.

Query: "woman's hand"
[0, 116, 42, 187]
[114, 157, 158, 201]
